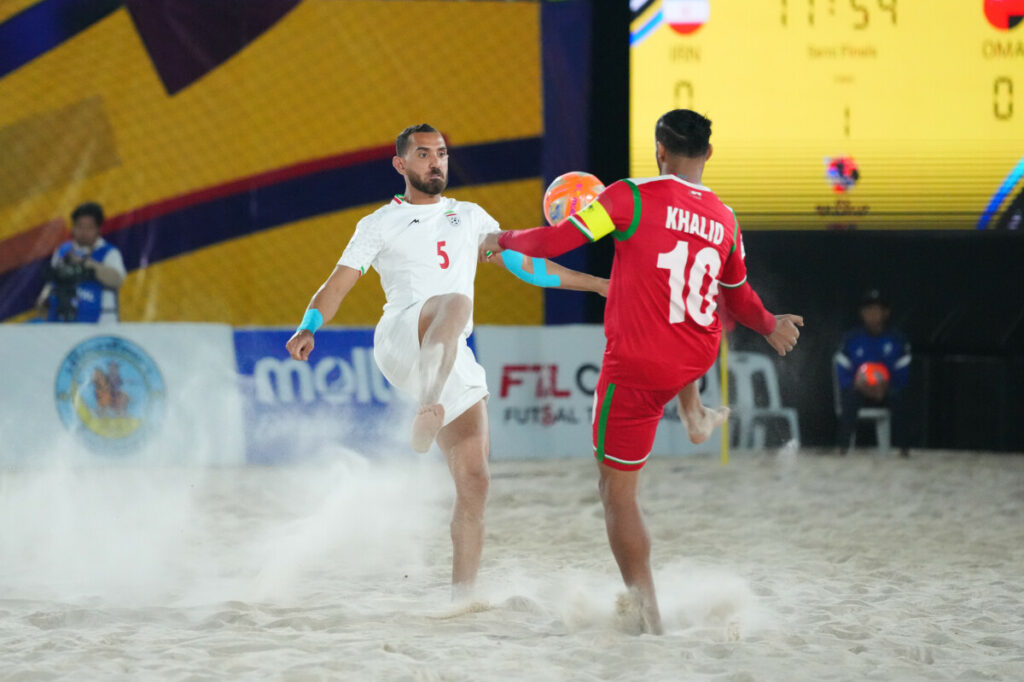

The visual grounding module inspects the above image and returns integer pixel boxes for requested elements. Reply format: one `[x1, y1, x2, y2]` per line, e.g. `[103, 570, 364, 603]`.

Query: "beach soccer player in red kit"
[481, 109, 804, 634]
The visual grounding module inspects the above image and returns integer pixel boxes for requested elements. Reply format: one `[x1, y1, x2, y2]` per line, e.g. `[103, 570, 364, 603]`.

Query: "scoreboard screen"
[629, 0, 1024, 229]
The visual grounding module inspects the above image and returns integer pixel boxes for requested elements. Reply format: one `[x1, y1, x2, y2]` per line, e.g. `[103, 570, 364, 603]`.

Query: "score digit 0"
[674, 81, 694, 109]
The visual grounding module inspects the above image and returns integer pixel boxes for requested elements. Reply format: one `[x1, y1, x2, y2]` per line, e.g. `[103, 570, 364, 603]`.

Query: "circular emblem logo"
[55, 336, 166, 454]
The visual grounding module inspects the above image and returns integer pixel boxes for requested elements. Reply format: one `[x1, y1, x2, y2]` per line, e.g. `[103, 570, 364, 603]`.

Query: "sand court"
[1, 450, 1021, 681]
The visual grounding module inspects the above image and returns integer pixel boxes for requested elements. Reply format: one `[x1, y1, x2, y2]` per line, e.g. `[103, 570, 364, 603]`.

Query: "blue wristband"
[500, 250, 561, 288]
[297, 308, 323, 334]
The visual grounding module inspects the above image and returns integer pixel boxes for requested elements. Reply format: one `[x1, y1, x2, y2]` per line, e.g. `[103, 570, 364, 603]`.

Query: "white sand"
[1, 449, 1022, 681]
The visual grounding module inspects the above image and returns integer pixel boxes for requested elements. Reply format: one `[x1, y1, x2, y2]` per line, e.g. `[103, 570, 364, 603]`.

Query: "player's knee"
[454, 456, 489, 499]
[597, 470, 634, 508]
[442, 293, 473, 321]
[464, 464, 490, 499]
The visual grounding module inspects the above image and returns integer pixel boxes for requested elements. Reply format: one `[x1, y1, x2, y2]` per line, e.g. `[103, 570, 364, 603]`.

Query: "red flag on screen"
[664, 0, 710, 35]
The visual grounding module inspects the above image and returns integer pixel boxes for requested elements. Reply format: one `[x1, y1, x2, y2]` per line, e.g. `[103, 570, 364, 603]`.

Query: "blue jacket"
[47, 241, 119, 323]
[835, 328, 911, 390]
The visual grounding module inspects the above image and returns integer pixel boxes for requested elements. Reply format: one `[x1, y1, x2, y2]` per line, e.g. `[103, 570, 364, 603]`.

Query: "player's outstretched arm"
[536, 256, 609, 297]
[480, 220, 590, 260]
[285, 265, 362, 361]
[481, 180, 633, 259]
[490, 249, 608, 297]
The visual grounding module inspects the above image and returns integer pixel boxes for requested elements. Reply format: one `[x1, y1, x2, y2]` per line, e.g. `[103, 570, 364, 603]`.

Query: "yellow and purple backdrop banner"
[1, 0, 590, 324]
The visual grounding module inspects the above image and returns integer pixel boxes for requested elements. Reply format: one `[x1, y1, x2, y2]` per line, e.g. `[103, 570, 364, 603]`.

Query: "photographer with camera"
[35, 202, 126, 323]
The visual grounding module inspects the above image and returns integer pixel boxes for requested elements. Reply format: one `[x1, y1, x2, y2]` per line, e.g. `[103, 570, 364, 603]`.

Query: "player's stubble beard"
[408, 168, 447, 196]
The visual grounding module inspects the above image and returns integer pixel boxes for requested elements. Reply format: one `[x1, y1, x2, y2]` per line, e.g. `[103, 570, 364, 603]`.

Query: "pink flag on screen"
[664, 0, 710, 35]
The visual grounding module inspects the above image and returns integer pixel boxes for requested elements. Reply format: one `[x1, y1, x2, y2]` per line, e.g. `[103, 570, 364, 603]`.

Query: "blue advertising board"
[233, 328, 411, 463]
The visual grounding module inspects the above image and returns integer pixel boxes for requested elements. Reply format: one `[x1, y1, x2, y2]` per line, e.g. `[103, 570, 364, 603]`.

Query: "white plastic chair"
[832, 353, 891, 452]
[728, 352, 800, 449]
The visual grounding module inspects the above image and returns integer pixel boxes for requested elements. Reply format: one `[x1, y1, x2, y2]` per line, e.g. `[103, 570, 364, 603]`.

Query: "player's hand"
[764, 314, 803, 356]
[480, 233, 503, 260]
[286, 329, 315, 361]
[595, 277, 610, 298]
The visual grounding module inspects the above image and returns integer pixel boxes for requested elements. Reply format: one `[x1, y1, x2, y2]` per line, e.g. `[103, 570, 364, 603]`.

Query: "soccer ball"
[855, 362, 890, 388]
[542, 171, 605, 226]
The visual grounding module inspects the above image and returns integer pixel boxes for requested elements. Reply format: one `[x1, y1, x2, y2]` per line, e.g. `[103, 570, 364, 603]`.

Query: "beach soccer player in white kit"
[286, 124, 608, 594]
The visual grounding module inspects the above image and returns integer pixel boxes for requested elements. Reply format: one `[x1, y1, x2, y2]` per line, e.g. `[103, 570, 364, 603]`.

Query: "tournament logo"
[444, 210, 461, 226]
[55, 336, 166, 454]
[984, 0, 1024, 30]
[817, 155, 870, 223]
[825, 156, 860, 193]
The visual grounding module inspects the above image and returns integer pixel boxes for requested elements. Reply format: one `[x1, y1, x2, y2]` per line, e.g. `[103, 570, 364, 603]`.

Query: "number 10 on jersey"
[656, 242, 722, 327]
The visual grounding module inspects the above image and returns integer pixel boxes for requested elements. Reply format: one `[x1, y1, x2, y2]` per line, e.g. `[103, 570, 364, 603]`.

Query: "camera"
[47, 253, 95, 321]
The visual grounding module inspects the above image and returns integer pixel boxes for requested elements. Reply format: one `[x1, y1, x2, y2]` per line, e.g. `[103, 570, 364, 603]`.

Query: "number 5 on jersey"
[656, 242, 722, 327]
[437, 240, 450, 269]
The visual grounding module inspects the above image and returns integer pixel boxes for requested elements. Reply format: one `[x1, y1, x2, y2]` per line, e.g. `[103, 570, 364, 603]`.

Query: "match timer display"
[630, 0, 1024, 229]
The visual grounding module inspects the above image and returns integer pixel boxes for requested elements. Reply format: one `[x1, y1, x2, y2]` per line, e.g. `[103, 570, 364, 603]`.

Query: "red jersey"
[498, 173, 775, 391]
[568, 175, 748, 390]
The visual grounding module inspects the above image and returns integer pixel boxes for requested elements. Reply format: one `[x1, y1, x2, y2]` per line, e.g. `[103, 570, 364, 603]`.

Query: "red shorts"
[591, 373, 681, 471]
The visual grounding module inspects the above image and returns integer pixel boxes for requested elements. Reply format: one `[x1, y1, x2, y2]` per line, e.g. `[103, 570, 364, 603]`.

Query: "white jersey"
[338, 194, 500, 324]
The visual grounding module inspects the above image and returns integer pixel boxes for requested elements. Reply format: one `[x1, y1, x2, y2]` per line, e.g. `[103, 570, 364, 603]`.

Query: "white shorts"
[373, 302, 489, 426]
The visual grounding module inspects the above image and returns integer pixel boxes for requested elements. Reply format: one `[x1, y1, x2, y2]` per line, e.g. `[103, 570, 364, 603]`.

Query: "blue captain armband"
[500, 250, 561, 288]
[297, 308, 324, 334]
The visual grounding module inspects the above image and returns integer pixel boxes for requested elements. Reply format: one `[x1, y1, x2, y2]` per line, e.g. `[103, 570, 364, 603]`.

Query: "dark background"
[579, 4, 1024, 451]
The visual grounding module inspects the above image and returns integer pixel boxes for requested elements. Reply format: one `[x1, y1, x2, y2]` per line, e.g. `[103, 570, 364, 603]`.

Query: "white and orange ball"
[542, 171, 605, 226]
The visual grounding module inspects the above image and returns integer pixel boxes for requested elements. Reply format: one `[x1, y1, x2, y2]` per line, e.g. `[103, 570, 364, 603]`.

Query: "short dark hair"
[655, 110, 712, 157]
[860, 288, 889, 308]
[71, 201, 104, 227]
[396, 123, 441, 156]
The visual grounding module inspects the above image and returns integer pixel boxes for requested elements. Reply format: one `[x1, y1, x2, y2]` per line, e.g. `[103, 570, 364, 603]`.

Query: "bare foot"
[642, 601, 664, 636]
[614, 589, 644, 635]
[680, 404, 730, 444]
[451, 581, 476, 603]
[615, 587, 664, 635]
[411, 403, 445, 453]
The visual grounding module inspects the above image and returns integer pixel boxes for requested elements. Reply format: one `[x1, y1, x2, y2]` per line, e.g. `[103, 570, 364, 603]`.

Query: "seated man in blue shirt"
[835, 289, 911, 456]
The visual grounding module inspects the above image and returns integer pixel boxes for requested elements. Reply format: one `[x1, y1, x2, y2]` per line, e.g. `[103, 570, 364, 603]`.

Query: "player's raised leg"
[598, 462, 663, 635]
[676, 382, 729, 445]
[436, 400, 490, 594]
[412, 293, 473, 452]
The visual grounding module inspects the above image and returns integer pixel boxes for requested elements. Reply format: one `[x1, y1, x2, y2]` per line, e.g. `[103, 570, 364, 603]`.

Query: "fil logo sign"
[984, 0, 1024, 30]
[498, 363, 601, 427]
[500, 365, 573, 399]
[663, 0, 709, 35]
